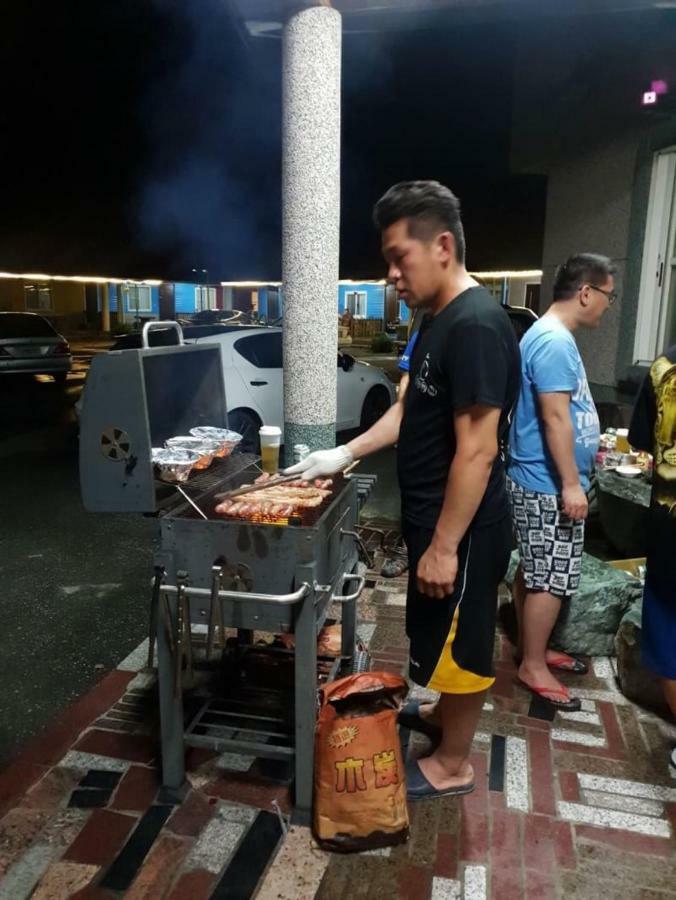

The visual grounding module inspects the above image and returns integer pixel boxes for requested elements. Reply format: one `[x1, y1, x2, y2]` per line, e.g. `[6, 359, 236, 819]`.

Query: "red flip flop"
[513, 653, 589, 675]
[516, 678, 582, 711]
[545, 653, 589, 675]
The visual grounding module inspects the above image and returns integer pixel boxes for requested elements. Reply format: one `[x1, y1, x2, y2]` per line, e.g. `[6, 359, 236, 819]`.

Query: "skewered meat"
[214, 479, 333, 518]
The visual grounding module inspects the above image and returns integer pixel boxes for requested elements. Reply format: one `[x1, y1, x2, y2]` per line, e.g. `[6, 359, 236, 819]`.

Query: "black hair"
[553, 253, 617, 300]
[373, 180, 466, 264]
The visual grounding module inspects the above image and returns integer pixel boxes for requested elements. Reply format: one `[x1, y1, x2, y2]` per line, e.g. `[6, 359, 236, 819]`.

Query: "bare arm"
[345, 373, 409, 459]
[416, 404, 500, 598]
[284, 375, 408, 478]
[539, 391, 588, 519]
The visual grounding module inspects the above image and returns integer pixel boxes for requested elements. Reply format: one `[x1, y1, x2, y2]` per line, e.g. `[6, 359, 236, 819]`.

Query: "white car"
[80, 325, 396, 451]
[191, 327, 396, 450]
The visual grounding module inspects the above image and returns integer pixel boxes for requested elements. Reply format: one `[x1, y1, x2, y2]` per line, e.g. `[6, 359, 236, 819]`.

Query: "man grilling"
[286, 181, 520, 800]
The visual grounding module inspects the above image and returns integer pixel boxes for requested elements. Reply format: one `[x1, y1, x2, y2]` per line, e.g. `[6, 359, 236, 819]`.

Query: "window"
[234, 332, 283, 368]
[267, 290, 281, 321]
[634, 148, 676, 362]
[345, 291, 367, 318]
[195, 286, 217, 311]
[125, 285, 152, 313]
[24, 284, 52, 311]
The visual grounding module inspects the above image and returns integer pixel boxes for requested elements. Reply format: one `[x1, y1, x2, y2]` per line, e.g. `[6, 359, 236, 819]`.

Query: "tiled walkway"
[0, 570, 674, 899]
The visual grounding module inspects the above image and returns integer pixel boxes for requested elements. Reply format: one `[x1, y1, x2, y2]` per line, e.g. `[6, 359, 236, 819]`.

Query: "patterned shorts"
[507, 477, 585, 599]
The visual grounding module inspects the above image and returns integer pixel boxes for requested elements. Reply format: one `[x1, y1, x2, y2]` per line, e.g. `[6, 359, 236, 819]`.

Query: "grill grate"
[155, 451, 259, 514]
[184, 473, 348, 526]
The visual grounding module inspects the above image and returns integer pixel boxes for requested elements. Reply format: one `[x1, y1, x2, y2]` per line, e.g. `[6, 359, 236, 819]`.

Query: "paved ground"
[0, 551, 673, 899]
[3, 337, 667, 899]
[0, 355, 156, 766]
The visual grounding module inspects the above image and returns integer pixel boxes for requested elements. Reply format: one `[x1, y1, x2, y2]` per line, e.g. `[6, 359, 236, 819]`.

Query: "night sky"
[0, 1, 545, 282]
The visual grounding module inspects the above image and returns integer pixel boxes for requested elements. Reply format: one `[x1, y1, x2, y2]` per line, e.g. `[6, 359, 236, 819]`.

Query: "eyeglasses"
[586, 284, 618, 305]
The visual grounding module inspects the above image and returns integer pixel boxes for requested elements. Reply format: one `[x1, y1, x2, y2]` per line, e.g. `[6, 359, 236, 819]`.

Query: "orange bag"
[313, 672, 409, 852]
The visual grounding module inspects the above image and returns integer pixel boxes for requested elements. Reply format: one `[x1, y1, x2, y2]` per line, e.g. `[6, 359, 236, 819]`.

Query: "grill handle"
[142, 320, 185, 349]
[340, 529, 374, 569]
[160, 581, 310, 606]
[330, 573, 366, 604]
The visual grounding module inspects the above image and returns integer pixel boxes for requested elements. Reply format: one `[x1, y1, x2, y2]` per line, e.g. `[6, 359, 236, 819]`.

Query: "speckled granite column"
[282, 3, 341, 463]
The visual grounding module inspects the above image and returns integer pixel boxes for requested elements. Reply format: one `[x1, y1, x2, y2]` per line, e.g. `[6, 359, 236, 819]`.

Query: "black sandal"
[398, 700, 442, 742]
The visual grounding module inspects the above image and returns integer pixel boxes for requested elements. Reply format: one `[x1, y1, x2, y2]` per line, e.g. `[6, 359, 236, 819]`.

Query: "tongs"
[213, 472, 300, 503]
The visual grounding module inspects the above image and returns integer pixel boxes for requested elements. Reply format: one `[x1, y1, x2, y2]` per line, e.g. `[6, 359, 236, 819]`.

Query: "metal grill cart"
[79, 322, 373, 823]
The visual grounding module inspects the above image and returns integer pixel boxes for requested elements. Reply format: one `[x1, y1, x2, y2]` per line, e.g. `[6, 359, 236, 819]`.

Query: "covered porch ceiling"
[229, 0, 674, 35]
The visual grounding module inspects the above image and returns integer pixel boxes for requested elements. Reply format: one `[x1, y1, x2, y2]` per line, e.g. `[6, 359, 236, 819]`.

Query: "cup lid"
[259, 426, 282, 436]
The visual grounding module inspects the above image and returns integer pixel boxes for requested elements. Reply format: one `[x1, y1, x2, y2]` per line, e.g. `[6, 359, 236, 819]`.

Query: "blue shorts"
[642, 579, 676, 679]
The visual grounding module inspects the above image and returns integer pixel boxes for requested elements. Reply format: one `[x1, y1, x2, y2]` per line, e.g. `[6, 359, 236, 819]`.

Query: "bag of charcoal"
[313, 672, 409, 852]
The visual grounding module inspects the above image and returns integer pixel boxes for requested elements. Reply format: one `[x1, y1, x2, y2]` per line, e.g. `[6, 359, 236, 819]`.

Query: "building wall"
[0, 278, 86, 328]
[0, 280, 25, 312]
[538, 136, 638, 386]
[173, 282, 198, 314]
[511, 9, 676, 388]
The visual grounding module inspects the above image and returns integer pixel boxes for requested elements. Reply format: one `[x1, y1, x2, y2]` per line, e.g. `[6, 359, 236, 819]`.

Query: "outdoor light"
[642, 91, 658, 106]
[0, 270, 161, 285]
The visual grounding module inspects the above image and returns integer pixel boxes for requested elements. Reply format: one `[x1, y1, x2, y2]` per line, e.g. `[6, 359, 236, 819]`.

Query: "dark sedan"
[0, 312, 72, 385]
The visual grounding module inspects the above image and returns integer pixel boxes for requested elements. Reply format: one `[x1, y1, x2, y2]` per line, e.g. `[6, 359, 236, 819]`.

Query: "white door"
[195, 286, 216, 311]
[231, 331, 284, 429]
[634, 149, 676, 363]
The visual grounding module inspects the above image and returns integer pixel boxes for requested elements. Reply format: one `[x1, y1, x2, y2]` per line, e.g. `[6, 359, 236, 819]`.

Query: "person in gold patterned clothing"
[629, 344, 676, 771]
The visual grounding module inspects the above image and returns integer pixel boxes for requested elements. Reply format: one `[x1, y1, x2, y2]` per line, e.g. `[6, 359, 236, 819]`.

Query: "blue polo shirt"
[507, 316, 600, 494]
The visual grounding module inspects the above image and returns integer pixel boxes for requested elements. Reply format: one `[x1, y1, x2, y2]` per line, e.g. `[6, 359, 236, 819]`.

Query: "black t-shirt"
[628, 345, 676, 585]
[397, 286, 521, 529]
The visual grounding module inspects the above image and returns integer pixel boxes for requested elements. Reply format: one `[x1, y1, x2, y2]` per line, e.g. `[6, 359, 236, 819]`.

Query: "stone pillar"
[282, 1, 341, 462]
[100, 283, 111, 333]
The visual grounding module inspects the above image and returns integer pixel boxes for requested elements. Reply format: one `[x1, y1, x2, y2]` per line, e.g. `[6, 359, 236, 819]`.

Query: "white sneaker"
[670, 746, 676, 777]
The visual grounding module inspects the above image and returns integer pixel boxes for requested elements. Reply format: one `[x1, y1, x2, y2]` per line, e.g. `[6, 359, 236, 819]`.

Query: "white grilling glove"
[283, 445, 354, 480]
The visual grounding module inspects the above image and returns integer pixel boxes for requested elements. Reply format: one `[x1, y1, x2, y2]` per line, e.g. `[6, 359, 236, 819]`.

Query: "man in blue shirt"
[507, 253, 616, 711]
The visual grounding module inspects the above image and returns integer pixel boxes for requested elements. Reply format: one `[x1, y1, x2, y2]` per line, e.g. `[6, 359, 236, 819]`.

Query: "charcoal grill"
[79, 322, 373, 823]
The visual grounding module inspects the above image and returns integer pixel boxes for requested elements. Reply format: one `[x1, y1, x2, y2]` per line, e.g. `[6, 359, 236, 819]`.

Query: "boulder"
[504, 551, 642, 657]
[615, 600, 670, 713]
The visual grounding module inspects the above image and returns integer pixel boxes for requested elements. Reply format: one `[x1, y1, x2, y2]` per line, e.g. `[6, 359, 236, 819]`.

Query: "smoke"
[134, 0, 282, 280]
[137, 159, 255, 274]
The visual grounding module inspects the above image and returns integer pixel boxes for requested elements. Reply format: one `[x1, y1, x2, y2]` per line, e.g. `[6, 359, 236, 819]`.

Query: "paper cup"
[259, 425, 282, 473]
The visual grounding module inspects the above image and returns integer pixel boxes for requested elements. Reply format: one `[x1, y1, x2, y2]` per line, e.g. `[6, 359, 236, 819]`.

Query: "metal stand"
[154, 565, 365, 822]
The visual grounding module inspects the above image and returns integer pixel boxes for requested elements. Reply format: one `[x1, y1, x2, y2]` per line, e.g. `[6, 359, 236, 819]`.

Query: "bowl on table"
[616, 465, 643, 479]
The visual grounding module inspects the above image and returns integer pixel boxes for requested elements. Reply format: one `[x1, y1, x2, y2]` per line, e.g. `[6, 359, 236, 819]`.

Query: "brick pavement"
[0, 571, 674, 899]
